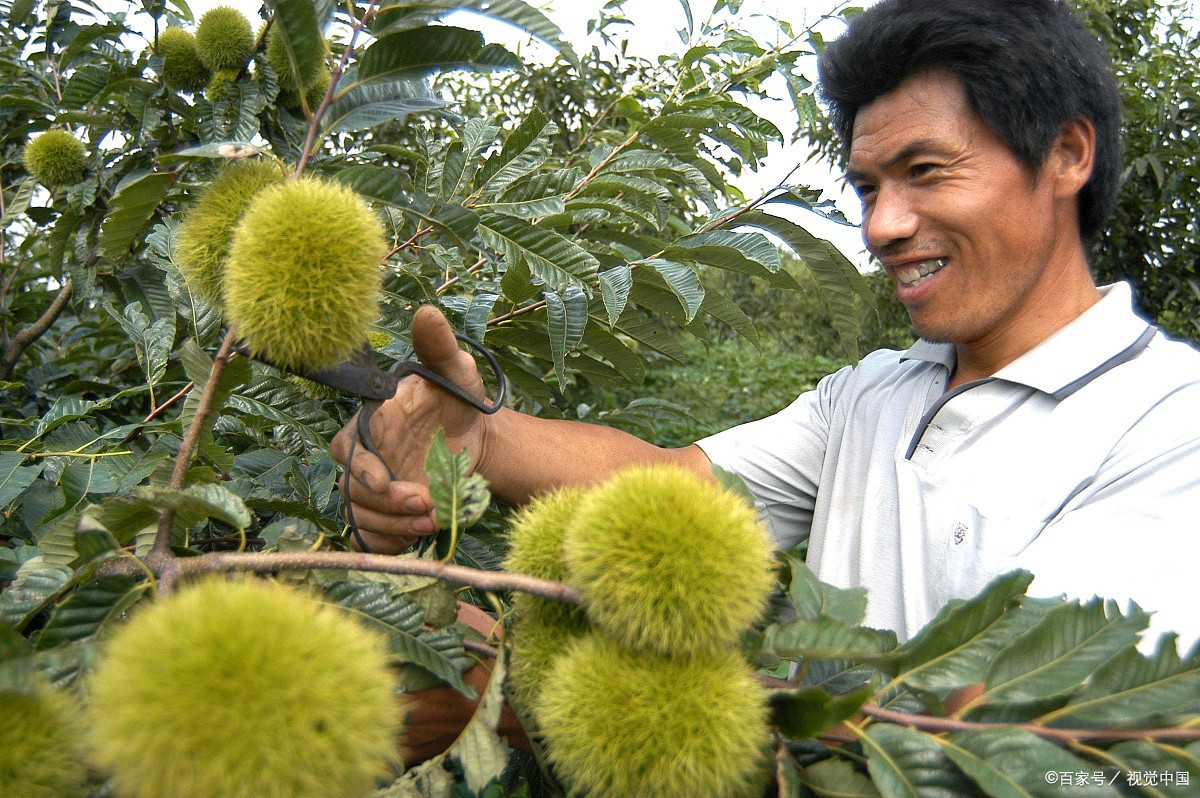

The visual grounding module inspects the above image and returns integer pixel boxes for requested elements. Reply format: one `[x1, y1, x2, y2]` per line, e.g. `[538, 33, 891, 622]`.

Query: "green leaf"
[0, 179, 36, 228]
[982, 598, 1150, 703]
[770, 685, 872, 740]
[942, 728, 1121, 798]
[1041, 635, 1200, 727]
[35, 574, 144, 650]
[0, 557, 74, 630]
[390, 626, 476, 698]
[322, 581, 425, 635]
[1102, 741, 1199, 798]
[447, 640, 509, 793]
[736, 209, 868, 359]
[478, 212, 599, 293]
[475, 108, 557, 197]
[100, 171, 177, 260]
[545, 284, 587, 382]
[0, 452, 43, 509]
[463, 292, 499, 342]
[358, 26, 520, 84]
[425, 429, 490, 543]
[582, 319, 645, 383]
[452, 0, 577, 62]
[698, 289, 758, 342]
[881, 571, 1039, 692]
[785, 555, 869, 625]
[663, 229, 781, 276]
[864, 723, 983, 797]
[802, 758, 883, 798]
[764, 615, 897, 662]
[334, 163, 416, 207]
[104, 301, 174, 387]
[267, 0, 325, 91]
[323, 78, 447, 132]
[132, 483, 252, 529]
[643, 258, 704, 322]
[598, 265, 633, 326]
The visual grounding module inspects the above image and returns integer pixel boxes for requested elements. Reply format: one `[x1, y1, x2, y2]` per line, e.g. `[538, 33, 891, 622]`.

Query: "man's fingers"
[411, 305, 486, 398]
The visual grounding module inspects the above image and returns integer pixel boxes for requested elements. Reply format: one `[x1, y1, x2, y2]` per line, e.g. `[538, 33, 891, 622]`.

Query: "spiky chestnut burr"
[175, 158, 286, 307]
[0, 687, 87, 798]
[195, 5, 255, 72]
[87, 577, 403, 798]
[564, 463, 775, 657]
[223, 175, 386, 372]
[23, 130, 85, 187]
[156, 27, 210, 92]
[266, 25, 329, 95]
[537, 633, 770, 798]
[503, 487, 591, 710]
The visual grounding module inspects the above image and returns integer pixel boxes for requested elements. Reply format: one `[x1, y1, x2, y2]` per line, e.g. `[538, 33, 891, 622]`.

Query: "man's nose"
[862, 187, 918, 251]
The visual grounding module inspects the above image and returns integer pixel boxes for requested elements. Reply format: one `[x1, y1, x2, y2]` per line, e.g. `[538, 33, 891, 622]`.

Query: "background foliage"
[1, 0, 1198, 796]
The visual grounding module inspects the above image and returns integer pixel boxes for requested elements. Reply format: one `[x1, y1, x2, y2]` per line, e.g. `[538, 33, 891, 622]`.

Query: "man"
[333, 0, 1200, 650]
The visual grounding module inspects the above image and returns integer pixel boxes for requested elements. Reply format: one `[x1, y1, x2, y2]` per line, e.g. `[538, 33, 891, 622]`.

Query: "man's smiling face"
[846, 70, 1073, 348]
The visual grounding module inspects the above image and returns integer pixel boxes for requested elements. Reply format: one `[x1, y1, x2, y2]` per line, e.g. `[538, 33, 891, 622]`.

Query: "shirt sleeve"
[695, 364, 854, 552]
[1016, 384, 1200, 653]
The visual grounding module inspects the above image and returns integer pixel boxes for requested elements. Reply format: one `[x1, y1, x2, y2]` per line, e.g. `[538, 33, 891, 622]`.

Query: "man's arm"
[329, 305, 712, 553]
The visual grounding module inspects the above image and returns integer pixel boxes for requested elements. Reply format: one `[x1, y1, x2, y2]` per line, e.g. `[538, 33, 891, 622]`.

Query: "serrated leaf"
[476, 108, 556, 197]
[425, 429, 490, 547]
[582, 320, 644, 383]
[267, 0, 324, 93]
[942, 728, 1120, 798]
[644, 258, 704, 321]
[324, 78, 447, 132]
[448, 640, 509, 793]
[598, 265, 633, 326]
[453, 0, 576, 62]
[765, 615, 897, 662]
[103, 301, 174, 387]
[663, 229, 781, 275]
[0, 452, 42, 508]
[463, 293, 499, 342]
[785, 556, 869, 625]
[864, 723, 983, 798]
[334, 163, 416, 208]
[358, 26, 520, 85]
[322, 581, 425, 634]
[613, 312, 687, 362]
[1042, 635, 1200, 727]
[736, 209, 868, 359]
[881, 571, 1038, 691]
[803, 758, 883, 798]
[1103, 741, 1199, 798]
[604, 150, 716, 209]
[35, 574, 144, 650]
[0, 179, 36, 228]
[100, 171, 176, 260]
[545, 284, 587, 382]
[478, 212, 599, 293]
[771, 685, 872, 740]
[132, 483, 252, 529]
[390, 626, 476, 698]
[0, 557, 74, 630]
[982, 598, 1150, 703]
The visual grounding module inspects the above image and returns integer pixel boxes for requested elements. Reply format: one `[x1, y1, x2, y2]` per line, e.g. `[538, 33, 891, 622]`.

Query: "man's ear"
[1051, 116, 1097, 200]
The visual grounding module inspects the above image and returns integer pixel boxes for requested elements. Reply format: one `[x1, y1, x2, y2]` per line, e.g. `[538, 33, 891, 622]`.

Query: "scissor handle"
[393, 332, 507, 415]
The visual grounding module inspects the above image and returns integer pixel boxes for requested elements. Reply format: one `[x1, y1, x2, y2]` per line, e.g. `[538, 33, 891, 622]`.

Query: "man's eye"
[853, 183, 876, 200]
[910, 163, 938, 177]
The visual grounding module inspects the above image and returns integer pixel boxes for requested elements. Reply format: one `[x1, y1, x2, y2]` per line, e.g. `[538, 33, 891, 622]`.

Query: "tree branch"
[172, 550, 583, 605]
[0, 278, 73, 380]
[149, 328, 238, 568]
[860, 702, 1200, 743]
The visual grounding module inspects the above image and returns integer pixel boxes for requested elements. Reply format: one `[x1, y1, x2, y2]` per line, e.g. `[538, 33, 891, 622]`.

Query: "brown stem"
[0, 278, 73, 380]
[860, 703, 1200, 743]
[143, 381, 194, 423]
[149, 328, 238, 565]
[172, 550, 583, 605]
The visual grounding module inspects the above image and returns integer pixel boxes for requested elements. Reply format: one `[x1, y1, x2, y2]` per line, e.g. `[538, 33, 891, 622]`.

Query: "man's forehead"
[847, 72, 975, 170]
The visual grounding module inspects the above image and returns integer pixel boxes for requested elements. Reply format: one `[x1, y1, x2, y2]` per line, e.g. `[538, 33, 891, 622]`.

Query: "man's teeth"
[895, 258, 947, 286]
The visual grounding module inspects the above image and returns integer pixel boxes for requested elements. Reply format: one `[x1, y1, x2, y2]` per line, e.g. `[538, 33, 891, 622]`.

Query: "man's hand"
[330, 305, 490, 553]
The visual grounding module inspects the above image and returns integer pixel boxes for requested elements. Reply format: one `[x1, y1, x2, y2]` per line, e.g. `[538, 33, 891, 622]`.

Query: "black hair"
[817, 0, 1122, 239]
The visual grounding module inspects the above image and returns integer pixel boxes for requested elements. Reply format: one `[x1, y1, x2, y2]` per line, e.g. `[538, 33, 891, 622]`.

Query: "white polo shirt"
[697, 282, 1200, 647]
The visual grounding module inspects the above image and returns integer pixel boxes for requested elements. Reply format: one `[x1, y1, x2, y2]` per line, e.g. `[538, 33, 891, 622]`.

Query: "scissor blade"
[302, 361, 399, 401]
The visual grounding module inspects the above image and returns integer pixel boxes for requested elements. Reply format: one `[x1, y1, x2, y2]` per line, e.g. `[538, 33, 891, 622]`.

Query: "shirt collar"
[898, 282, 1155, 396]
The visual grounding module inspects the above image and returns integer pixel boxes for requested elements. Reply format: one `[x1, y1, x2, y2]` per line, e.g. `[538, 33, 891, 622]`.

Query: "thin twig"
[143, 381, 194, 423]
[149, 328, 238, 565]
[172, 550, 584, 605]
[860, 703, 1200, 743]
[0, 278, 73, 380]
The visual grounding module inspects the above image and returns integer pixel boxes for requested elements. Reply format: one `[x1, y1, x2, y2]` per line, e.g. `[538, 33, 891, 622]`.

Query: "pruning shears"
[242, 333, 507, 553]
